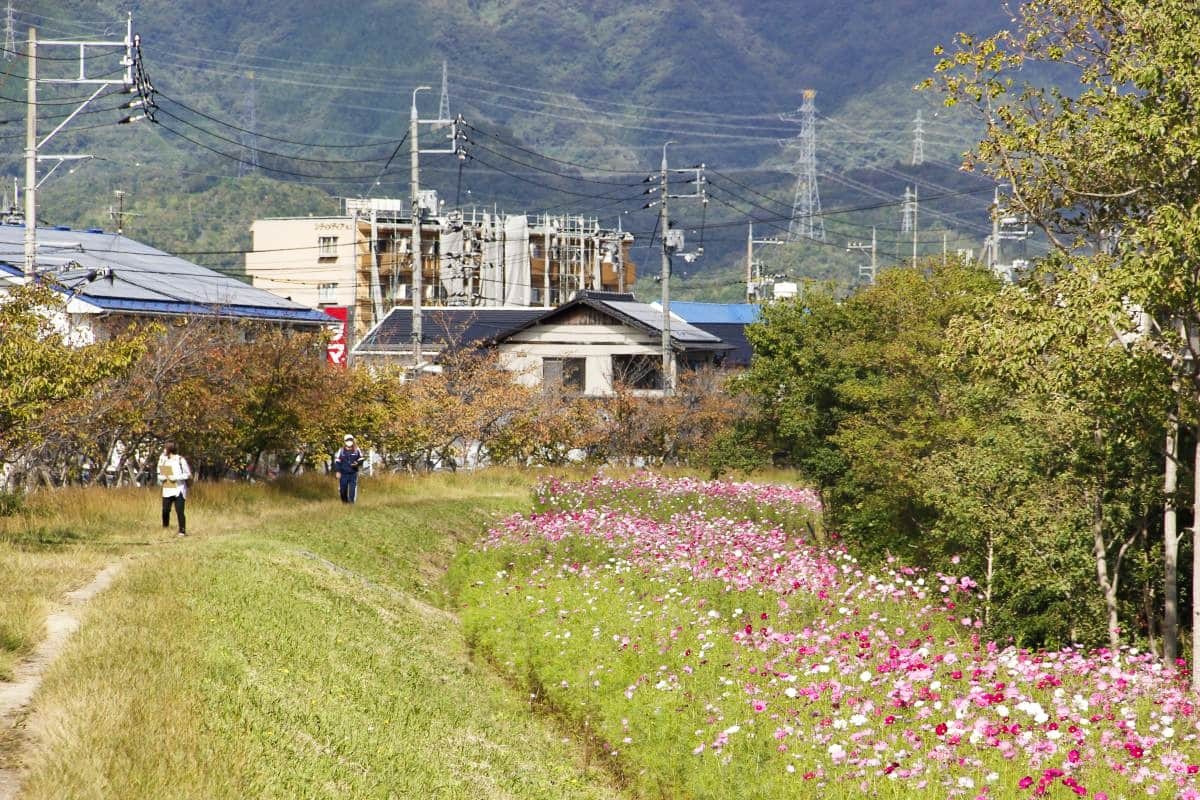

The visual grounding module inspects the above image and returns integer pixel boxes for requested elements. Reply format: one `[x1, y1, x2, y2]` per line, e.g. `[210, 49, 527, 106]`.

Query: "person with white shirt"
[157, 441, 192, 536]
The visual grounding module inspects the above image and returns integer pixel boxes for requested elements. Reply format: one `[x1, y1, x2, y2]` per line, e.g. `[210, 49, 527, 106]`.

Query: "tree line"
[737, 0, 1200, 676]
[0, 284, 756, 492]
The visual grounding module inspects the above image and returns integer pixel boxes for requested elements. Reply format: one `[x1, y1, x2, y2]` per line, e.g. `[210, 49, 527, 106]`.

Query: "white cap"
[344, 434, 355, 442]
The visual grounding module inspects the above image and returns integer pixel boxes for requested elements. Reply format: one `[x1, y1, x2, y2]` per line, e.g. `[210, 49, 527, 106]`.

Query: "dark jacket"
[334, 446, 364, 476]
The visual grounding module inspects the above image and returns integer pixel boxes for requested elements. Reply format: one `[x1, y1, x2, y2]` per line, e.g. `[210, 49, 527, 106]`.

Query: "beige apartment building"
[245, 196, 636, 338]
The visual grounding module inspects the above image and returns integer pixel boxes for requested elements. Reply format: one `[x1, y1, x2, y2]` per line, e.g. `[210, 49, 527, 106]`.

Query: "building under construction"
[245, 194, 636, 336]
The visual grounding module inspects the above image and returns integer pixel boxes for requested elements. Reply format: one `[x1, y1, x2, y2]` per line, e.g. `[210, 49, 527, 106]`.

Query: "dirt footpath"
[0, 562, 124, 800]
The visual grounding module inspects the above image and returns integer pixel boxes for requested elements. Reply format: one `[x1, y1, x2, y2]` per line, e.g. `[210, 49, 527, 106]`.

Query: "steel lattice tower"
[781, 89, 825, 242]
[438, 59, 450, 121]
[911, 110, 925, 165]
[3, 1, 14, 61]
[239, 71, 259, 176]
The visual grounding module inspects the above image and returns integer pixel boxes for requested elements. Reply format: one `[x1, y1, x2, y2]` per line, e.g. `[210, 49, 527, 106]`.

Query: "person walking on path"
[157, 441, 191, 536]
[334, 434, 365, 503]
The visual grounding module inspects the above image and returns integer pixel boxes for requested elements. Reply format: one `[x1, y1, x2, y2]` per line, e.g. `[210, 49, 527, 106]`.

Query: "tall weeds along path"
[0, 560, 125, 800]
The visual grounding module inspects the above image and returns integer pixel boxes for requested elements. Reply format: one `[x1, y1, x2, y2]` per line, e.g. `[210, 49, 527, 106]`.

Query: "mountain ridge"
[14, 1, 1012, 297]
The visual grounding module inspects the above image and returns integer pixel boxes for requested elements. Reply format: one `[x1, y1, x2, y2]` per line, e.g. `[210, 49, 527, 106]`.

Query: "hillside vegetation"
[11, 1, 1005, 290]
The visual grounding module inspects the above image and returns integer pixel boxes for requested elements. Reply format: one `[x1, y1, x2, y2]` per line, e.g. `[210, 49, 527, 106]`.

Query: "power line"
[464, 122, 645, 175]
[465, 138, 641, 187]
[151, 118, 389, 181]
[153, 105, 393, 166]
[153, 90, 404, 150]
[0, 44, 122, 61]
[463, 151, 649, 201]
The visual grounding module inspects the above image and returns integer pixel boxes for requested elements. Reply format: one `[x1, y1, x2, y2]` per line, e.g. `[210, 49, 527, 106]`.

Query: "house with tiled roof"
[353, 291, 733, 396]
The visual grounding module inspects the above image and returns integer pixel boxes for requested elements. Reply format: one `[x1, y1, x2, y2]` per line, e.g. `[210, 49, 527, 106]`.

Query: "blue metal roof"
[0, 223, 330, 327]
[83, 296, 333, 323]
[668, 302, 761, 324]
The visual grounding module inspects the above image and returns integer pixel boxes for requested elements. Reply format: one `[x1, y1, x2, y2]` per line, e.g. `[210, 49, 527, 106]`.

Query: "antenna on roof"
[108, 190, 140, 235]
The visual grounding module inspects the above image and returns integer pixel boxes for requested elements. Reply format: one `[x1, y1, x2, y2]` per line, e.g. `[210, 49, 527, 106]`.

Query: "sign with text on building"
[324, 306, 349, 367]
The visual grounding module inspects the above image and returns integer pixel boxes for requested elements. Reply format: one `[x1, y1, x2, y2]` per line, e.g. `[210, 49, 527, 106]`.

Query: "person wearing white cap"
[333, 434, 365, 503]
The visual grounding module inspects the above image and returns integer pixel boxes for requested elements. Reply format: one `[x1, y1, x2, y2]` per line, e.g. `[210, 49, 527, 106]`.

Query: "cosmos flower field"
[451, 474, 1200, 799]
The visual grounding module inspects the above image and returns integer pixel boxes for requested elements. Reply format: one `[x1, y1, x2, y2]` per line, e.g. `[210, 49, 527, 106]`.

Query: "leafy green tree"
[929, 0, 1200, 674]
[0, 284, 147, 480]
[933, 257, 1170, 651]
[738, 260, 999, 557]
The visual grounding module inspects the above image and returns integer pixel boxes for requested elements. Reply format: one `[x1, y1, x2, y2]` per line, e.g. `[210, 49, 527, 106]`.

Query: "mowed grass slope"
[4, 472, 625, 800]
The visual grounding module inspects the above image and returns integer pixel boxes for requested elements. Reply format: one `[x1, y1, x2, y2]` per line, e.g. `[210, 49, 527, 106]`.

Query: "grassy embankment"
[1, 471, 625, 800]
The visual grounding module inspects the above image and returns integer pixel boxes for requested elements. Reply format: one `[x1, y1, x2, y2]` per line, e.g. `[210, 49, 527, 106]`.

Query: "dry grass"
[4, 470, 627, 799]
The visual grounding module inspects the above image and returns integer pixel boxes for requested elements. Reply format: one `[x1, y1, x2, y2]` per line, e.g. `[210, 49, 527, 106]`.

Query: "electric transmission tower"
[901, 186, 917, 232]
[901, 186, 919, 262]
[911, 110, 925, 166]
[438, 59, 450, 121]
[239, 71, 259, 176]
[780, 89, 825, 242]
[3, 1, 15, 60]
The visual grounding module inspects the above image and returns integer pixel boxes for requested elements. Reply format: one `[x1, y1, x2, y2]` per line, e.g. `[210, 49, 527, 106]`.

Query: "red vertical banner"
[324, 306, 349, 367]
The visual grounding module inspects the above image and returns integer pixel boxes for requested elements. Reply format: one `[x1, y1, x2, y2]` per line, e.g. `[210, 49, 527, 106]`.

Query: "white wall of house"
[246, 217, 356, 309]
[498, 323, 665, 396]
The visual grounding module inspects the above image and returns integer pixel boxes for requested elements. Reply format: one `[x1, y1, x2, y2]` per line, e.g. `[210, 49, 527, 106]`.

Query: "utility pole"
[648, 142, 705, 395]
[409, 85, 465, 367]
[745, 222, 782, 301]
[847, 227, 877, 285]
[780, 89, 825, 242]
[23, 15, 142, 277]
[911, 110, 925, 166]
[659, 143, 671, 394]
[989, 184, 1001, 271]
[22, 26, 34, 275]
[410, 86, 428, 366]
[369, 208, 383, 324]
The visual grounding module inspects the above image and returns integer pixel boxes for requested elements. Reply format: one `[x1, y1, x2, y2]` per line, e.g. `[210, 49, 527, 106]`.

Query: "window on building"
[612, 354, 662, 390]
[318, 282, 338, 304]
[543, 357, 586, 394]
[318, 236, 339, 259]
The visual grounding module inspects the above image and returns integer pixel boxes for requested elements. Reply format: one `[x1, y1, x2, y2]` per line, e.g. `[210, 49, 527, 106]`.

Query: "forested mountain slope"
[10, 1, 1011, 295]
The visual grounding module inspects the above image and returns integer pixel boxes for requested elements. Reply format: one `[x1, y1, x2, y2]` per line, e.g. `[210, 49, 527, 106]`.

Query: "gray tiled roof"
[499, 292, 733, 352]
[355, 307, 547, 352]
